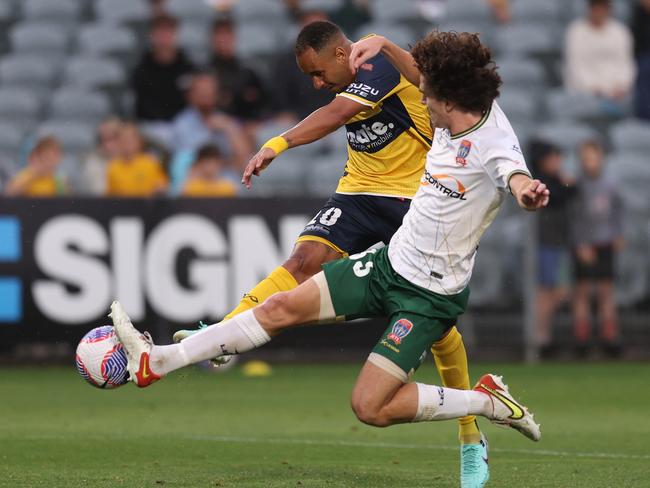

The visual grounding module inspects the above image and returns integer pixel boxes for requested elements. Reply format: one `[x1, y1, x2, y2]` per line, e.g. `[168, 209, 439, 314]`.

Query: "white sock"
[150, 310, 271, 376]
[413, 383, 491, 422]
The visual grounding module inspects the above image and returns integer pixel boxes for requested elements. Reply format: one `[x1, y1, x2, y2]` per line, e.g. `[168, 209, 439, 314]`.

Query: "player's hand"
[349, 35, 385, 73]
[241, 147, 277, 189]
[516, 178, 549, 211]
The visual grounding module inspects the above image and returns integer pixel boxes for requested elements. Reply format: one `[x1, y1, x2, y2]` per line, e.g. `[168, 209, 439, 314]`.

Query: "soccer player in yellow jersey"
[176, 21, 481, 482]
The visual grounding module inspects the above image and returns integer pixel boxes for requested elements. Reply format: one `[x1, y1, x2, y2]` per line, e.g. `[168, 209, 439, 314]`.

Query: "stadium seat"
[77, 24, 137, 59]
[166, 0, 215, 22]
[0, 88, 42, 130]
[545, 89, 603, 121]
[610, 119, 650, 154]
[537, 121, 599, 153]
[444, 0, 493, 23]
[0, 122, 26, 159]
[304, 155, 345, 196]
[497, 57, 547, 90]
[370, 0, 422, 23]
[354, 23, 417, 49]
[248, 154, 307, 197]
[36, 120, 95, 153]
[468, 247, 505, 307]
[0, 55, 59, 92]
[22, 0, 82, 23]
[178, 21, 209, 55]
[497, 89, 537, 121]
[494, 23, 561, 56]
[95, 0, 150, 25]
[48, 89, 111, 124]
[236, 23, 282, 59]
[436, 21, 495, 47]
[9, 22, 70, 56]
[63, 56, 126, 90]
[615, 247, 648, 307]
[300, 0, 344, 14]
[510, 0, 563, 23]
[232, 0, 288, 23]
[606, 152, 650, 185]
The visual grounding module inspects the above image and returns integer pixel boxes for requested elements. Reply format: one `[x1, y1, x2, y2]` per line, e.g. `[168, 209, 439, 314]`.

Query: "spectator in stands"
[132, 15, 194, 124]
[79, 118, 123, 196]
[209, 17, 268, 122]
[106, 123, 168, 197]
[182, 144, 237, 197]
[571, 140, 624, 357]
[530, 141, 576, 358]
[4, 137, 67, 197]
[172, 72, 251, 168]
[631, 0, 650, 120]
[149, 0, 168, 17]
[565, 0, 636, 116]
[272, 8, 334, 122]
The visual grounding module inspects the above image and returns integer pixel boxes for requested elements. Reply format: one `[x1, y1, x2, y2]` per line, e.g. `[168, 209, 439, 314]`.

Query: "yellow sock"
[223, 266, 299, 321]
[431, 326, 481, 444]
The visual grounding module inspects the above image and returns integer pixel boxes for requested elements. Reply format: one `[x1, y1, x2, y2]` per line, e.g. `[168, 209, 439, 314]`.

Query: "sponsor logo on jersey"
[387, 318, 413, 345]
[345, 82, 380, 99]
[345, 111, 405, 153]
[420, 170, 467, 200]
[456, 139, 472, 166]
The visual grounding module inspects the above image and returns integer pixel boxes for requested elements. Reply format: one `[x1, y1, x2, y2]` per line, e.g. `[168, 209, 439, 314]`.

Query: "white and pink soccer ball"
[75, 326, 129, 389]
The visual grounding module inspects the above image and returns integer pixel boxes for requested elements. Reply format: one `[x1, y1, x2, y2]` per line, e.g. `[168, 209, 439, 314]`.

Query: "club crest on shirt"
[456, 139, 472, 166]
[387, 318, 414, 345]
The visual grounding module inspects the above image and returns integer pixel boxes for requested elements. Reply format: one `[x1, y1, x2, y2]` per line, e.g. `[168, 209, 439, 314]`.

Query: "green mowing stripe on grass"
[1, 363, 649, 488]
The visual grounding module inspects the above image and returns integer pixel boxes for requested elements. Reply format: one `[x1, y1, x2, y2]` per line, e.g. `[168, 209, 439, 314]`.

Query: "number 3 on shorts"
[350, 248, 377, 278]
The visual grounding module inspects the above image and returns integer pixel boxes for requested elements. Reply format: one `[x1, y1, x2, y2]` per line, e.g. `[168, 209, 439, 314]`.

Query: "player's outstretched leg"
[110, 275, 327, 388]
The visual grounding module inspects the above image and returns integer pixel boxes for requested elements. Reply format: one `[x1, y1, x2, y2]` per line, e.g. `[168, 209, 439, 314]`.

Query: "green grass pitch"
[1, 362, 648, 487]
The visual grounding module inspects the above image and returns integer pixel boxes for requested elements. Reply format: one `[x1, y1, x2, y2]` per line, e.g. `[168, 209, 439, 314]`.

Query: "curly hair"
[411, 31, 501, 113]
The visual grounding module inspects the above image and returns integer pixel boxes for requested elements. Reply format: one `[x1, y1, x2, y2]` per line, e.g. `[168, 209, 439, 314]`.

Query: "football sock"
[413, 383, 490, 422]
[223, 266, 298, 321]
[431, 327, 481, 444]
[151, 310, 270, 375]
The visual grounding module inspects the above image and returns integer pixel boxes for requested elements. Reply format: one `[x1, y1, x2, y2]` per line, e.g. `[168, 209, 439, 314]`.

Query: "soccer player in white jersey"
[109, 31, 549, 487]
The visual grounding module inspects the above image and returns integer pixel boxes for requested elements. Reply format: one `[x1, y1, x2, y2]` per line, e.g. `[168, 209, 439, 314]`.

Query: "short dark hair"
[411, 31, 501, 113]
[151, 14, 178, 30]
[295, 20, 343, 56]
[196, 144, 223, 162]
[588, 0, 610, 8]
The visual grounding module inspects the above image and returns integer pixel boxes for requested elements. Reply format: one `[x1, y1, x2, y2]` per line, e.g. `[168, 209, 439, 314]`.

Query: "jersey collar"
[450, 105, 491, 140]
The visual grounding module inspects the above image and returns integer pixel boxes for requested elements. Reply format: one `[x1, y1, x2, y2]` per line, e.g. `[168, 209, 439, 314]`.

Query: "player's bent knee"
[283, 243, 338, 283]
[350, 396, 390, 428]
[257, 292, 297, 330]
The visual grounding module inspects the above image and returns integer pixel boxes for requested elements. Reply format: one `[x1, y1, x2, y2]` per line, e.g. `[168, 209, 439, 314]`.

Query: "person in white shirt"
[564, 0, 636, 115]
[109, 31, 549, 485]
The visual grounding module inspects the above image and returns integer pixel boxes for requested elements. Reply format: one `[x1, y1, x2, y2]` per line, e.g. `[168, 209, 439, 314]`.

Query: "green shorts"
[322, 246, 469, 379]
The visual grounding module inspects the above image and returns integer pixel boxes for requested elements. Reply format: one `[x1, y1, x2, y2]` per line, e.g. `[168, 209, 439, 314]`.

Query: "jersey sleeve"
[481, 135, 531, 191]
[337, 53, 402, 109]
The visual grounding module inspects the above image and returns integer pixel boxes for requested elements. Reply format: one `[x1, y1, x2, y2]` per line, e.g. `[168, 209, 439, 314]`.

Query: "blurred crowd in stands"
[0, 0, 648, 353]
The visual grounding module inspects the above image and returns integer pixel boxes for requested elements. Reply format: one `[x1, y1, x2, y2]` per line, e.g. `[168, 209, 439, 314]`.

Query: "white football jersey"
[387, 101, 530, 295]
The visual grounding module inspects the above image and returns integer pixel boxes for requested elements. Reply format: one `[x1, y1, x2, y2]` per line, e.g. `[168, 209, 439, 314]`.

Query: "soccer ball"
[75, 326, 129, 389]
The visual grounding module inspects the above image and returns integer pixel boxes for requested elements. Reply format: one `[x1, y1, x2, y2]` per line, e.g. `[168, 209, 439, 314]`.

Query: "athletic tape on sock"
[238, 309, 271, 347]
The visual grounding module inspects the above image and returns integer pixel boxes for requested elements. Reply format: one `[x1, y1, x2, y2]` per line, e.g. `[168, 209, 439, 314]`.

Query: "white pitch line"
[15, 433, 649, 461]
[186, 435, 650, 461]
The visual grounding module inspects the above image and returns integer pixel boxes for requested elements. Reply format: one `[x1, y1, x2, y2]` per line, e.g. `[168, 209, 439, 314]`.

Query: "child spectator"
[106, 123, 169, 197]
[80, 118, 123, 195]
[530, 141, 576, 357]
[571, 140, 625, 357]
[4, 137, 67, 197]
[182, 144, 237, 197]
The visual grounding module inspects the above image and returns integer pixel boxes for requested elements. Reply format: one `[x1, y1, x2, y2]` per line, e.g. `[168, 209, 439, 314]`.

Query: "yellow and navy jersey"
[336, 52, 432, 198]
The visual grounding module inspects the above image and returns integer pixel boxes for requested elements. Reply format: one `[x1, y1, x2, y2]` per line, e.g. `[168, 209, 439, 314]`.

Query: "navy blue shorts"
[298, 193, 411, 255]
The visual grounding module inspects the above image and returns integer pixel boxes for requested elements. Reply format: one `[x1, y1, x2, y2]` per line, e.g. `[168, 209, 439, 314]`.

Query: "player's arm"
[349, 35, 421, 87]
[508, 173, 550, 211]
[242, 96, 364, 188]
